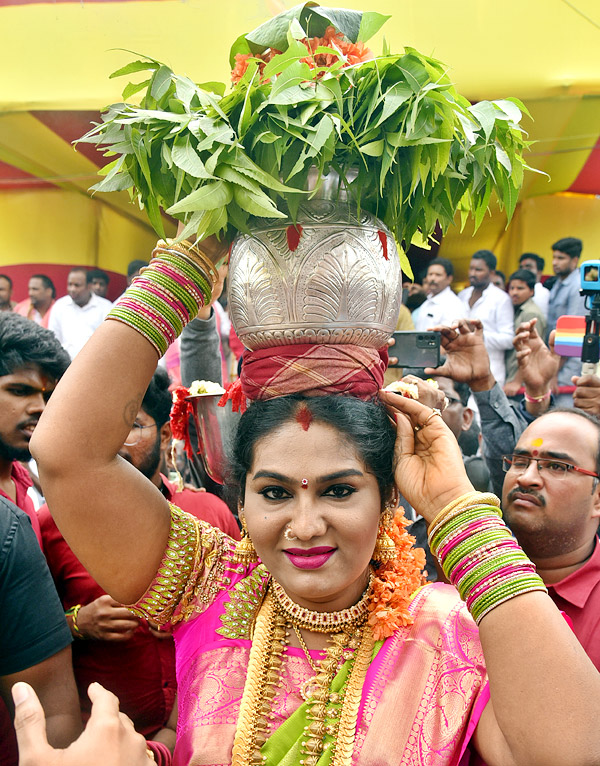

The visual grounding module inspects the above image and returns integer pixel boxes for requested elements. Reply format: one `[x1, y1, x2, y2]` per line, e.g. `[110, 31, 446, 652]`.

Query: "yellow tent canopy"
[1, 0, 599, 297]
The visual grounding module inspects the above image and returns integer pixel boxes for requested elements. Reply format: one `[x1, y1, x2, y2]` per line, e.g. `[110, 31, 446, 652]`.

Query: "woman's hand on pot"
[379, 389, 473, 523]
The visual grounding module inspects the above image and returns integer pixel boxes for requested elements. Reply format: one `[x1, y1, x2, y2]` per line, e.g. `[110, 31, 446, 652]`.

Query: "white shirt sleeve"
[482, 290, 514, 351]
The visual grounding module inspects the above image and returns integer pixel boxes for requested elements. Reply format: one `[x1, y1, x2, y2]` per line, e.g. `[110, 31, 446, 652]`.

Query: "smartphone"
[388, 331, 441, 368]
[554, 315, 585, 357]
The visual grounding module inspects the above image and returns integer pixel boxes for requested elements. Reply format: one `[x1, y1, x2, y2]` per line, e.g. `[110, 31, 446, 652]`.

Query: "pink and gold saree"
[132, 515, 489, 766]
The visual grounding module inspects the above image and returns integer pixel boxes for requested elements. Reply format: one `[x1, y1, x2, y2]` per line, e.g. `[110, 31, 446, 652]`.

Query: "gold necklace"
[271, 573, 374, 633]
[232, 582, 375, 766]
[231, 591, 288, 766]
[292, 623, 320, 674]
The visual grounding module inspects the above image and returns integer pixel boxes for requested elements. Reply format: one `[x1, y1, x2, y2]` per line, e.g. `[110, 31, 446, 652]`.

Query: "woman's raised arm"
[31, 240, 221, 604]
[31, 320, 171, 604]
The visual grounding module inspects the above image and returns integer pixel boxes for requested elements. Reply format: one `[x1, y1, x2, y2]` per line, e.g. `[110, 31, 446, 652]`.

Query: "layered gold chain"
[231, 582, 374, 766]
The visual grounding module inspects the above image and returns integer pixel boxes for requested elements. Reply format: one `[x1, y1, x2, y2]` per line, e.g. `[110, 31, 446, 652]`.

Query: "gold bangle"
[153, 239, 223, 291]
[427, 492, 501, 536]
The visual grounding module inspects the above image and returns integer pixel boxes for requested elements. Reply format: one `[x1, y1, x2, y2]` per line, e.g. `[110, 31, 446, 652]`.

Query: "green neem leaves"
[81, 5, 531, 249]
[240, 3, 389, 58]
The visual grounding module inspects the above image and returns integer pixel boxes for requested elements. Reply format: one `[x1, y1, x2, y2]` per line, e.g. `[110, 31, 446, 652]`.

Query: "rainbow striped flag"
[554, 315, 586, 357]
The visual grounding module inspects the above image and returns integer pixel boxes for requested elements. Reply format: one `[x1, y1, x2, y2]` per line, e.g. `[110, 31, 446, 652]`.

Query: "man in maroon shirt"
[39, 367, 239, 757]
[502, 408, 600, 670]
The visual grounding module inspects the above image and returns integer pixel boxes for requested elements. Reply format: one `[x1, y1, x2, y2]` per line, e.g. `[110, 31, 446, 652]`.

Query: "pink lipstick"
[283, 546, 336, 570]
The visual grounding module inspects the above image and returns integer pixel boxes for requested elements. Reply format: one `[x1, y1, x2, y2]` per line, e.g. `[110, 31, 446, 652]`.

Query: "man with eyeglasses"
[501, 408, 600, 670]
[37, 367, 239, 757]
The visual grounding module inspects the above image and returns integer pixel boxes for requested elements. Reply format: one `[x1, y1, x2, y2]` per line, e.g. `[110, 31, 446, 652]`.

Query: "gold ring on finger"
[414, 408, 442, 431]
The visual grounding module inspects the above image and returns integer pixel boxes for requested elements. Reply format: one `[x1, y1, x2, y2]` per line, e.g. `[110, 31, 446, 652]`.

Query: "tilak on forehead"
[295, 403, 313, 432]
[531, 437, 543, 456]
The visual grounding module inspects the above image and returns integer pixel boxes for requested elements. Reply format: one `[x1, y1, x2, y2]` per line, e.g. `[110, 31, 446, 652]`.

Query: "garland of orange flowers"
[231, 25, 373, 84]
[367, 507, 427, 641]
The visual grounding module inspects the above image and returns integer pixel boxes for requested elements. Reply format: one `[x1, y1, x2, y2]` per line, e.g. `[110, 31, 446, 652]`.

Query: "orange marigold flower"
[231, 49, 280, 85]
[231, 26, 372, 84]
[366, 507, 427, 641]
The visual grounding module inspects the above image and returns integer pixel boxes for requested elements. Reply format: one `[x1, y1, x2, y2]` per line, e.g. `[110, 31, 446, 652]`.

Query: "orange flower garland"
[231, 25, 373, 84]
[367, 508, 427, 641]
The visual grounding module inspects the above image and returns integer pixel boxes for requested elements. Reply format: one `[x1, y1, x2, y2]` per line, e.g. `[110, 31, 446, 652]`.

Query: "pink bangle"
[524, 390, 550, 403]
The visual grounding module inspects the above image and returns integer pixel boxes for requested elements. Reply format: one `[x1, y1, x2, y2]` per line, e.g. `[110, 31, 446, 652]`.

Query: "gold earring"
[372, 507, 397, 563]
[232, 514, 259, 564]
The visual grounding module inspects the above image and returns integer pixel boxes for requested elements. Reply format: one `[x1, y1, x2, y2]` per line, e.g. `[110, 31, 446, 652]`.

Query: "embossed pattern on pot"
[228, 200, 402, 351]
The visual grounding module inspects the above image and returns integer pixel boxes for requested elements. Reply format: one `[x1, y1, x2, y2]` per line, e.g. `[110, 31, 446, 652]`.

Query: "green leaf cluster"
[79, 7, 532, 251]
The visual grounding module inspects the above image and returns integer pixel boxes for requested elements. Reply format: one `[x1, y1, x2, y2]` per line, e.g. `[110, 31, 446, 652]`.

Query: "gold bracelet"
[427, 492, 501, 536]
[153, 239, 222, 291]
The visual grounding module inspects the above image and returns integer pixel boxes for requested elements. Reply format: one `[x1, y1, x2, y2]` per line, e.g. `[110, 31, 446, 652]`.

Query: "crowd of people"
[1, 228, 600, 766]
[407, 236, 586, 395]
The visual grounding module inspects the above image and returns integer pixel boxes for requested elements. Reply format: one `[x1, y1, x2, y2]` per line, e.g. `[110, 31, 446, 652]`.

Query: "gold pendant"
[301, 675, 318, 702]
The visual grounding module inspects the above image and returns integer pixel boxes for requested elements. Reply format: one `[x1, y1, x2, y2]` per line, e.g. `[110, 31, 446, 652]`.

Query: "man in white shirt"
[458, 250, 514, 386]
[413, 257, 464, 331]
[48, 269, 112, 359]
[519, 252, 549, 319]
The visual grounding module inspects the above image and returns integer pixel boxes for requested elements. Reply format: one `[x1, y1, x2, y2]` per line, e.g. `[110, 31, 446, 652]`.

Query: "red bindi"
[301, 478, 309, 489]
[295, 404, 313, 431]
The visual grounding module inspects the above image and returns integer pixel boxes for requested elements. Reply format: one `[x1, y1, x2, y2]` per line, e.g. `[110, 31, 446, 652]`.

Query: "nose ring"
[284, 525, 297, 541]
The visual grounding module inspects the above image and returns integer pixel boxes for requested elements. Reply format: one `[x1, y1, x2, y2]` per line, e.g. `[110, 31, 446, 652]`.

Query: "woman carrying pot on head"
[26, 239, 600, 766]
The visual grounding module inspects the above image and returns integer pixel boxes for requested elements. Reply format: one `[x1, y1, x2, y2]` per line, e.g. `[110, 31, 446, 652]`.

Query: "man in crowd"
[502, 409, 600, 670]
[48, 268, 112, 358]
[412, 257, 464, 331]
[0, 496, 82, 766]
[88, 268, 110, 299]
[0, 313, 70, 541]
[491, 270, 506, 291]
[504, 269, 547, 396]
[547, 237, 586, 391]
[0, 275, 15, 312]
[0, 312, 79, 765]
[426, 319, 600, 669]
[39, 367, 239, 751]
[458, 249, 514, 385]
[519, 252, 549, 318]
[14, 274, 56, 328]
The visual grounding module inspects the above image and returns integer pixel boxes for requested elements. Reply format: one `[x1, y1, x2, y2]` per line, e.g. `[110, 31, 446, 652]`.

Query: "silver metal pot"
[227, 198, 403, 351]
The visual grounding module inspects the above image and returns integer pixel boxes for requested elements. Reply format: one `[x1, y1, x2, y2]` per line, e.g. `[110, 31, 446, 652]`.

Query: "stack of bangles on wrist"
[107, 239, 218, 357]
[65, 604, 85, 639]
[428, 492, 547, 624]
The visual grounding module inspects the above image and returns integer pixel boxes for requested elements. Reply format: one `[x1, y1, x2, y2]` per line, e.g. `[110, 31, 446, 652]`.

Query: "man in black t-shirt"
[0, 496, 81, 765]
